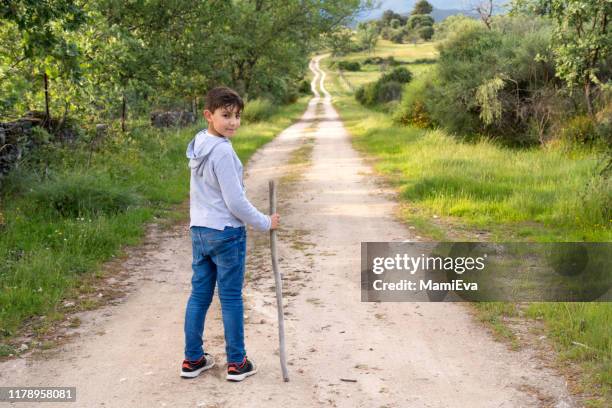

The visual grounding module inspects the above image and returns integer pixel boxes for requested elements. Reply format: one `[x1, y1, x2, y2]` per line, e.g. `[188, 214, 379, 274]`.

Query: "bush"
[421, 16, 565, 145]
[355, 84, 375, 106]
[381, 67, 412, 84]
[390, 30, 405, 43]
[419, 25, 434, 40]
[377, 81, 403, 103]
[364, 56, 400, 67]
[298, 79, 311, 95]
[561, 116, 597, 144]
[356, 68, 413, 107]
[242, 98, 276, 123]
[337, 60, 361, 71]
[393, 74, 435, 128]
[28, 174, 141, 217]
[363, 56, 384, 65]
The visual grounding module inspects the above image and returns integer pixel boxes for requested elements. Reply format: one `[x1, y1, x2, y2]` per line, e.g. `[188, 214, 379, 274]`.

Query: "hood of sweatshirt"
[186, 129, 229, 176]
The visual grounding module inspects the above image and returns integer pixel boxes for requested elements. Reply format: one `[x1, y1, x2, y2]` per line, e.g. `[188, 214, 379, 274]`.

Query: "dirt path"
[0, 55, 576, 408]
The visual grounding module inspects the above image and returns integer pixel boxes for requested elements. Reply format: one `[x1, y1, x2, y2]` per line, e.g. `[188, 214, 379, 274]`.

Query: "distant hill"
[353, 0, 501, 24]
[431, 8, 479, 22]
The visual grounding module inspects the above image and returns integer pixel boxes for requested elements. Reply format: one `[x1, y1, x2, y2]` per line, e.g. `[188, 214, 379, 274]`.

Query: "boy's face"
[203, 105, 241, 138]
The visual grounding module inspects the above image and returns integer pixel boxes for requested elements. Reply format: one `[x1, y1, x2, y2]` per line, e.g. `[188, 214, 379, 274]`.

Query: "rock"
[95, 124, 108, 137]
[18, 343, 28, 352]
[150, 110, 196, 128]
[63, 301, 75, 308]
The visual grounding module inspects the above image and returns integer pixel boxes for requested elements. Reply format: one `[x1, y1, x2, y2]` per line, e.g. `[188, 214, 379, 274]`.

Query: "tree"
[407, 14, 434, 29]
[412, 0, 433, 15]
[357, 21, 379, 53]
[513, 0, 611, 115]
[406, 0, 435, 42]
[325, 27, 356, 57]
[0, 0, 86, 121]
[510, 0, 553, 16]
[472, 1, 495, 29]
[548, 0, 611, 116]
[418, 25, 435, 40]
[380, 9, 407, 27]
[223, 0, 371, 100]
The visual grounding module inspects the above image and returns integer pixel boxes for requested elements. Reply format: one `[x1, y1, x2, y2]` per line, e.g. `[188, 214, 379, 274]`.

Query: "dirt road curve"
[0, 55, 575, 408]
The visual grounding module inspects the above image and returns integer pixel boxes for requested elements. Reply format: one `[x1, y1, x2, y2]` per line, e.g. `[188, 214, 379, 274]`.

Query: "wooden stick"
[269, 180, 289, 382]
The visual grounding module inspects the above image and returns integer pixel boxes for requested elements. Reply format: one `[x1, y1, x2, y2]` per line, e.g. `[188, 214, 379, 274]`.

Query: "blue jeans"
[184, 225, 247, 363]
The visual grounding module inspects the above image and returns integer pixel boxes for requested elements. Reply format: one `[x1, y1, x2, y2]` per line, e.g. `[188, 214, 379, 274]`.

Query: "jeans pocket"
[210, 235, 242, 268]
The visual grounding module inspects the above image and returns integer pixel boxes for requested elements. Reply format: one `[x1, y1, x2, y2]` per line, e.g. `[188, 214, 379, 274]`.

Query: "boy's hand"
[270, 213, 281, 230]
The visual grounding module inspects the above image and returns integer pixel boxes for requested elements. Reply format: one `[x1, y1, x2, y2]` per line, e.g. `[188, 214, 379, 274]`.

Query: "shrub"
[355, 84, 376, 106]
[337, 60, 361, 71]
[393, 73, 434, 128]
[28, 174, 141, 217]
[298, 79, 311, 94]
[382, 56, 400, 67]
[363, 56, 383, 65]
[364, 56, 400, 67]
[390, 30, 405, 43]
[422, 16, 565, 145]
[561, 116, 597, 144]
[381, 67, 412, 84]
[419, 25, 434, 40]
[356, 67, 413, 107]
[377, 81, 403, 103]
[242, 98, 276, 123]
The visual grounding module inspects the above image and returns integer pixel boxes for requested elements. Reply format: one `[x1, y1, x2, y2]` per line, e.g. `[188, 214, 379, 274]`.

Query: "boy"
[181, 86, 280, 381]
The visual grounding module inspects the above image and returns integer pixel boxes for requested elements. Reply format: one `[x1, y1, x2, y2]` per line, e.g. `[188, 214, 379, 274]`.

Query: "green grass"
[322, 42, 611, 404]
[523, 302, 611, 406]
[0, 96, 310, 342]
[337, 39, 437, 89]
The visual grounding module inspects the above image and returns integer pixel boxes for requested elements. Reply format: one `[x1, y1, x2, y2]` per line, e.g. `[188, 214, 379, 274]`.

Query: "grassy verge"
[322, 43, 610, 405]
[0, 96, 310, 352]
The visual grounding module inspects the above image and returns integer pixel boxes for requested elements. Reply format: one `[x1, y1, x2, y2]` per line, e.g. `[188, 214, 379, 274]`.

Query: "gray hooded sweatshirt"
[186, 129, 271, 231]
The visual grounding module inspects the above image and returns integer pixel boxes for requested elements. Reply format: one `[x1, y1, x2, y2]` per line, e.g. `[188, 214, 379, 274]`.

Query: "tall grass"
[0, 96, 310, 344]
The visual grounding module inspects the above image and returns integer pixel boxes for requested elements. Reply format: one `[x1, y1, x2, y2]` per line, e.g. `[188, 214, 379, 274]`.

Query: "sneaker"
[226, 357, 257, 382]
[180, 353, 215, 378]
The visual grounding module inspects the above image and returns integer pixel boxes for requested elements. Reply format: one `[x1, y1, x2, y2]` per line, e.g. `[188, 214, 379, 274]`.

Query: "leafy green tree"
[407, 0, 435, 41]
[418, 25, 435, 40]
[357, 21, 379, 53]
[408, 14, 434, 29]
[0, 0, 86, 120]
[325, 27, 356, 57]
[512, 0, 611, 115]
[548, 0, 611, 115]
[219, 0, 369, 100]
[380, 9, 407, 27]
[1, 0, 371, 129]
[412, 0, 434, 15]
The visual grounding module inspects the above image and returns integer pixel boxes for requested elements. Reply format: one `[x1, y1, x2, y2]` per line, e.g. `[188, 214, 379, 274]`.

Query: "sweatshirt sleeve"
[214, 152, 272, 231]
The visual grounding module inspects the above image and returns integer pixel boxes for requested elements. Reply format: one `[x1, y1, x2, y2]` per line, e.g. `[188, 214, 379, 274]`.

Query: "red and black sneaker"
[226, 357, 257, 382]
[180, 353, 215, 378]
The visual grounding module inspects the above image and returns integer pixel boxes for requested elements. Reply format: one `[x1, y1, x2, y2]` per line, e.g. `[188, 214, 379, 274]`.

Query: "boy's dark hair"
[205, 86, 244, 114]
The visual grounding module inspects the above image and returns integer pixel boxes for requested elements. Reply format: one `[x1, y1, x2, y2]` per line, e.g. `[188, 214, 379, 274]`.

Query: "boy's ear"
[203, 109, 212, 122]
